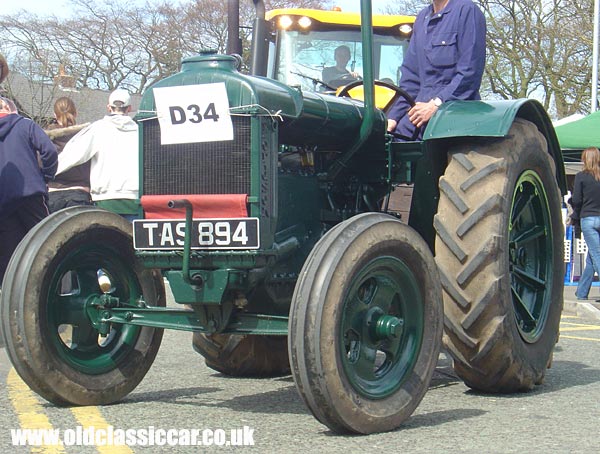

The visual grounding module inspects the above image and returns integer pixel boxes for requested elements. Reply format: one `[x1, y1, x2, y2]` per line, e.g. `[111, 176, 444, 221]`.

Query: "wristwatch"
[432, 97, 443, 107]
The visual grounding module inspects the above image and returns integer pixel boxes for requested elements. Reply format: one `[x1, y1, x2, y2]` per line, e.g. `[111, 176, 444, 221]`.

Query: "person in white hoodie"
[56, 88, 139, 220]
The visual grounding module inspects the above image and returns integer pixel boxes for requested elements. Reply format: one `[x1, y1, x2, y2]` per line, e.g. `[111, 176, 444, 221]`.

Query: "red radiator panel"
[141, 194, 248, 219]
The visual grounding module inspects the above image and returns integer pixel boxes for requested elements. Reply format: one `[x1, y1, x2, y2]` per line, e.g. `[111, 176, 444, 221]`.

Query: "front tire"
[289, 213, 443, 434]
[1, 207, 165, 405]
[434, 118, 564, 392]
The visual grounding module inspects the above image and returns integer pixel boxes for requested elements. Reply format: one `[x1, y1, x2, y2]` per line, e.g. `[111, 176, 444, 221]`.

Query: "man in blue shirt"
[387, 0, 486, 140]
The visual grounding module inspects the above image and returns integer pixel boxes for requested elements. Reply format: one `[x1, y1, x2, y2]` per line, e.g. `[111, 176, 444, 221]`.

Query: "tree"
[383, 0, 594, 117]
[178, 0, 332, 71]
[479, 0, 592, 117]
[0, 0, 331, 95]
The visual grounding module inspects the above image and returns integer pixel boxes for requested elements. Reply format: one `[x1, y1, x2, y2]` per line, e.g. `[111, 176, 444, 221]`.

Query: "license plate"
[133, 218, 259, 250]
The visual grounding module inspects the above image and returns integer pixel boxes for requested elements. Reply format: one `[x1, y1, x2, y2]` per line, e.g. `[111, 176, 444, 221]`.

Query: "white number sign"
[153, 83, 234, 145]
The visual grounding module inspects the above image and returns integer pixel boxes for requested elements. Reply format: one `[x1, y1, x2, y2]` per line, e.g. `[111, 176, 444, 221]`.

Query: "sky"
[4, 0, 399, 17]
[3, 0, 151, 16]
[4, 0, 69, 16]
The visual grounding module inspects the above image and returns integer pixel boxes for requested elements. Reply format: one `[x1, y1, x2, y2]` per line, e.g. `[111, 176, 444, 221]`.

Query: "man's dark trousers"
[0, 194, 49, 283]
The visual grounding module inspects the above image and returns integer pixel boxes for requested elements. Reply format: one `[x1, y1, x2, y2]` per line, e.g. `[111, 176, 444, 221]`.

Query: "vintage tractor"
[1, 0, 565, 434]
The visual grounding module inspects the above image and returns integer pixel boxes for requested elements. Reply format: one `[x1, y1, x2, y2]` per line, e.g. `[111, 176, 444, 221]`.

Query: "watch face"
[434, 97, 442, 107]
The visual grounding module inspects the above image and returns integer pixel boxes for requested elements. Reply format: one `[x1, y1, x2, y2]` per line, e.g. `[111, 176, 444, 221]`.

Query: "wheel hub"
[339, 256, 425, 399]
[374, 314, 404, 340]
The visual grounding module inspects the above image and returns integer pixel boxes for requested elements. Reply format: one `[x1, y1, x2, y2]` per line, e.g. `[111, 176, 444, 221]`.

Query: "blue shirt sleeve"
[437, 3, 486, 102]
[387, 32, 421, 122]
[29, 121, 58, 181]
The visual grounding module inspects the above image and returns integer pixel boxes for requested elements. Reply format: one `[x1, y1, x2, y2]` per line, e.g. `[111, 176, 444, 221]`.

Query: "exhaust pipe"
[328, 0, 376, 180]
[227, 0, 243, 55]
[250, 0, 269, 76]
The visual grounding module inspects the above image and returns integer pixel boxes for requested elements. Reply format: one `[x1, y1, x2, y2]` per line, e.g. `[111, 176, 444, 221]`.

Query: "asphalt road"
[0, 289, 599, 454]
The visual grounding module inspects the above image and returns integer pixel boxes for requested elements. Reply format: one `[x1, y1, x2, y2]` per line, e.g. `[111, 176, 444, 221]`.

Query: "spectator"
[322, 45, 360, 88]
[0, 96, 57, 283]
[387, 0, 486, 140]
[571, 147, 600, 301]
[46, 97, 92, 212]
[56, 88, 139, 221]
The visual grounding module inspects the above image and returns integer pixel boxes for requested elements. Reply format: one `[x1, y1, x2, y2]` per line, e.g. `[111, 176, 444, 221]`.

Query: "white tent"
[553, 113, 585, 127]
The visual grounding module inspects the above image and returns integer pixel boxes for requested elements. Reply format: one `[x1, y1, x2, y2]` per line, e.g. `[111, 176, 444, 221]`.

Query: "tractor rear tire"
[434, 118, 564, 392]
[289, 213, 443, 434]
[192, 333, 290, 377]
[1, 206, 165, 405]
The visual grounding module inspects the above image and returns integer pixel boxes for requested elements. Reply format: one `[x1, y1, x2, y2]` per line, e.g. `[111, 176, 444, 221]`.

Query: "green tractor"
[1, 0, 565, 434]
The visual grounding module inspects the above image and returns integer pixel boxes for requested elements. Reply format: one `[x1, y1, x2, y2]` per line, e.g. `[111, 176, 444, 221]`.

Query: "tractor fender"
[423, 99, 566, 194]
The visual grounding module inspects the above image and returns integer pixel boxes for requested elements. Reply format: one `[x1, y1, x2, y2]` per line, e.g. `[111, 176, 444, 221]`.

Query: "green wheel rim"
[509, 170, 553, 343]
[339, 256, 424, 399]
[45, 244, 142, 374]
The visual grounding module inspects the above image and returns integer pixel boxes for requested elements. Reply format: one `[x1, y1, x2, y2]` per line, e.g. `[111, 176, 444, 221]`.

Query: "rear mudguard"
[424, 98, 566, 194]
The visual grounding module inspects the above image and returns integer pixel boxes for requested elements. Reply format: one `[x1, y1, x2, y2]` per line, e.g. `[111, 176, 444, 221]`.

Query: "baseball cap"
[108, 88, 131, 107]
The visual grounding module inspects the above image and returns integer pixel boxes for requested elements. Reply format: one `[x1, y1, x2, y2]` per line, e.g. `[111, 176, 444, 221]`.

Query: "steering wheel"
[326, 72, 362, 89]
[337, 80, 419, 141]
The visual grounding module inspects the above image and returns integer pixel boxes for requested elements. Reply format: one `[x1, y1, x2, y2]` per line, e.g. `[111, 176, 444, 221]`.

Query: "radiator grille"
[142, 117, 251, 195]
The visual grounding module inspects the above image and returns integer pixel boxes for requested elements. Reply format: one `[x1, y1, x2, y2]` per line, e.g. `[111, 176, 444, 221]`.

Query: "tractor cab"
[264, 8, 414, 95]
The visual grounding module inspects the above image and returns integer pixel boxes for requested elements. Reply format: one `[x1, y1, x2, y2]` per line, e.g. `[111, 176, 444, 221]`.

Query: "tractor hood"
[137, 52, 386, 151]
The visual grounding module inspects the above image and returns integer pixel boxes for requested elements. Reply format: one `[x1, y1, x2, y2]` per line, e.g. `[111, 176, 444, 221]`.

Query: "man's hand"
[408, 100, 439, 128]
[387, 119, 397, 132]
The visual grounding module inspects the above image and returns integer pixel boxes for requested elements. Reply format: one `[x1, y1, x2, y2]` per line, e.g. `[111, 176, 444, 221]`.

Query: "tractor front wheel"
[289, 213, 443, 434]
[1, 207, 165, 405]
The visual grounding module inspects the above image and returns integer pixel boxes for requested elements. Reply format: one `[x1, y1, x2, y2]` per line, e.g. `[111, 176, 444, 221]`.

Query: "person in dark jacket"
[571, 147, 600, 300]
[46, 97, 92, 212]
[386, 0, 486, 140]
[322, 45, 360, 88]
[0, 96, 57, 283]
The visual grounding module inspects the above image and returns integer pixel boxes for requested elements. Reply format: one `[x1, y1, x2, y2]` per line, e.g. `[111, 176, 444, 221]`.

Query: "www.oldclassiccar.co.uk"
[10, 425, 255, 447]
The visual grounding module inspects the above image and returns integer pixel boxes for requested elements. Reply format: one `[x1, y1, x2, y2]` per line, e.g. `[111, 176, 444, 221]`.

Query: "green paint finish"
[105, 307, 207, 332]
[406, 144, 448, 252]
[388, 141, 424, 185]
[277, 174, 322, 242]
[340, 256, 424, 399]
[166, 269, 246, 304]
[136, 52, 386, 153]
[224, 313, 288, 335]
[100, 307, 287, 335]
[424, 99, 566, 195]
[509, 171, 554, 342]
[130, 6, 565, 336]
[555, 110, 600, 150]
[137, 251, 267, 270]
[424, 100, 521, 138]
[46, 246, 143, 375]
[374, 315, 404, 340]
[327, 0, 377, 180]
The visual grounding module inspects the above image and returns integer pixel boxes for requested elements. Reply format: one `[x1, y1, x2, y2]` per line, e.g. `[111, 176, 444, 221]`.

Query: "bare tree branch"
[380, 0, 594, 117]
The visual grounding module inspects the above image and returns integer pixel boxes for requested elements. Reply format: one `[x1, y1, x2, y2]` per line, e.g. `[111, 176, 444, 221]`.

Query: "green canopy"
[555, 110, 600, 150]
